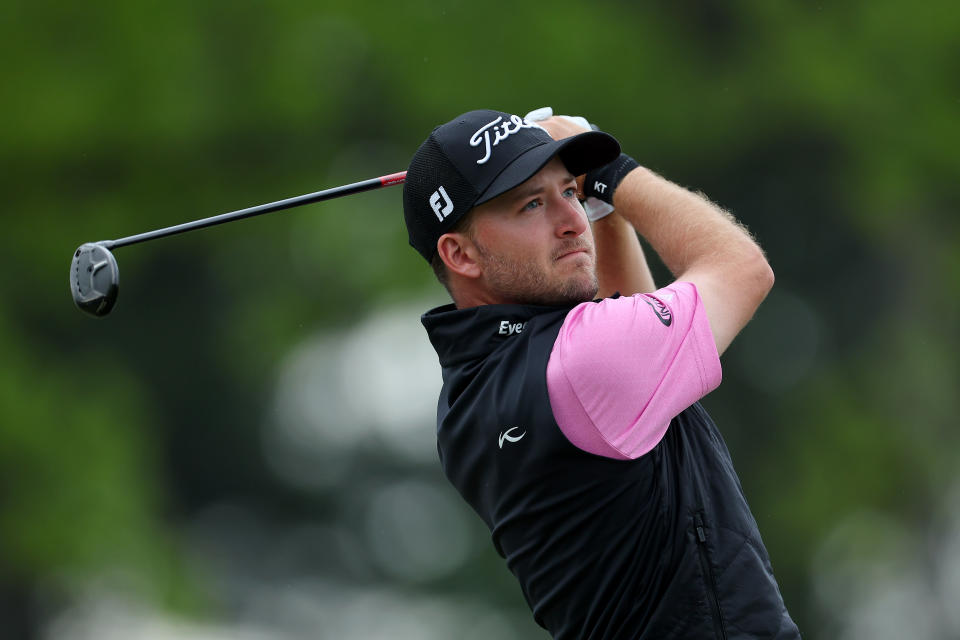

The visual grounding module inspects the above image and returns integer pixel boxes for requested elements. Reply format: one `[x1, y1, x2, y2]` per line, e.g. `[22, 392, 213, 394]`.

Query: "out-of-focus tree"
[1, 1, 957, 637]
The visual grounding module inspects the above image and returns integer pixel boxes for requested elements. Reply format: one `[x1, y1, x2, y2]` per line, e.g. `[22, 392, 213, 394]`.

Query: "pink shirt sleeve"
[546, 282, 721, 460]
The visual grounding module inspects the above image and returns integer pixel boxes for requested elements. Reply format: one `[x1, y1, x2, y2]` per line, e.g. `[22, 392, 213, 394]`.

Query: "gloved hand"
[525, 107, 594, 133]
[526, 107, 639, 224]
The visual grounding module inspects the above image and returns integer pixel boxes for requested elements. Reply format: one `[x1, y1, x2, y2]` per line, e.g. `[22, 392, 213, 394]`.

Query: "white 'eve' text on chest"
[498, 320, 525, 336]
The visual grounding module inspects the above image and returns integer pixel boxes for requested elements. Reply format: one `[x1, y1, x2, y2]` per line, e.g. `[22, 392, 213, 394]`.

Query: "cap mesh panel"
[403, 136, 478, 261]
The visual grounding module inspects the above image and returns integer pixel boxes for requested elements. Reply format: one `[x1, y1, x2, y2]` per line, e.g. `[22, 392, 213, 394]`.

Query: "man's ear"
[437, 233, 481, 279]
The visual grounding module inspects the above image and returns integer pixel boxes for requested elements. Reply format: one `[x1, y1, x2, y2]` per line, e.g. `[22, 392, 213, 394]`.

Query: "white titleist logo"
[498, 427, 526, 448]
[498, 320, 525, 336]
[470, 114, 542, 165]
[429, 186, 453, 221]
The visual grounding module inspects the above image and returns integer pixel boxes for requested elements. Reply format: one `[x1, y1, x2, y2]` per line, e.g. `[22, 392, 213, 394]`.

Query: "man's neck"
[451, 282, 509, 309]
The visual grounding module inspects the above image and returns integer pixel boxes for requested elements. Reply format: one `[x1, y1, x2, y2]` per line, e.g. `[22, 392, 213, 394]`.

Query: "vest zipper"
[695, 511, 727, 640]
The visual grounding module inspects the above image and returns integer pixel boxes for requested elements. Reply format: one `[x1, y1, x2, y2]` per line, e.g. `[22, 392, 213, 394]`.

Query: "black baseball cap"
[403, 109, 621, 262]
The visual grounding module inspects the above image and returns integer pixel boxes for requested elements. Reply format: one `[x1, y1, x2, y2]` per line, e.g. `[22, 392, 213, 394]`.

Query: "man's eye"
[563, 187, 577, 198]
[522, 199, 542, 212]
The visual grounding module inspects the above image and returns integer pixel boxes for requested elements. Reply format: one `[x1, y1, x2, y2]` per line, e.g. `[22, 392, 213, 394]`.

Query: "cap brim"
[474, 130, 621, 207]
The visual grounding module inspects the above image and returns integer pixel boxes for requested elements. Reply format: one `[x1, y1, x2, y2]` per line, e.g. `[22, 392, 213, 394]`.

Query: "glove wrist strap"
[583, 153, 640, 206]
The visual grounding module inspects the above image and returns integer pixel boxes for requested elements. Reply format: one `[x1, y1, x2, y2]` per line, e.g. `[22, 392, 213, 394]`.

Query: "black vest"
[422, 301, 800, 640]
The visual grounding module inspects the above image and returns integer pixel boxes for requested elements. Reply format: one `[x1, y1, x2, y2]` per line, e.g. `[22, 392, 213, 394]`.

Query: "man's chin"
[479, 253, 597, 306]
[549, 276, 598, 306]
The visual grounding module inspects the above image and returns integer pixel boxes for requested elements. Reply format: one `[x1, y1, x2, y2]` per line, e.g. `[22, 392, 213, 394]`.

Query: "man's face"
[466, 157, 598, 306]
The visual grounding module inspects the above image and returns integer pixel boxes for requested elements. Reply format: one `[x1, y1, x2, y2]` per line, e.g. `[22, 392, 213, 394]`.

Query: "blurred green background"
[2, 1, 958, 638]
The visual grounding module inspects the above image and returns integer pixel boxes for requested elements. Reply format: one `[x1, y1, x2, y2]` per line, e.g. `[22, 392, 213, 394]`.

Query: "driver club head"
[70, 243, 119, 317]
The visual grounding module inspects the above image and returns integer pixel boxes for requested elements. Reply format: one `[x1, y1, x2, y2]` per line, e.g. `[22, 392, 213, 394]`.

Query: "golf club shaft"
[101, 171, 407, 250]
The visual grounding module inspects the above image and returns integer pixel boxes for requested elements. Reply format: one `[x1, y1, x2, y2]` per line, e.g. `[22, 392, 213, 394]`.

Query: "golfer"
[403, 108, 800, 639]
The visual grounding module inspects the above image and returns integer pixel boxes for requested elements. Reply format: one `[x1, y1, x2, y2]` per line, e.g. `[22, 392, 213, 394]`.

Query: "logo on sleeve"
[642, 295, 673, 326]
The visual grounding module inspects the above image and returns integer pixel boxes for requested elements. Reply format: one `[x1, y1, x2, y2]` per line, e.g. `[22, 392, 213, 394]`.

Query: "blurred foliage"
[1, 0, 958, 637]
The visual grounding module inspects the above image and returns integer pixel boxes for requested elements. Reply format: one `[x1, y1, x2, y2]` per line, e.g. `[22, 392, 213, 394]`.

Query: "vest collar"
[421, 302, 570, 367]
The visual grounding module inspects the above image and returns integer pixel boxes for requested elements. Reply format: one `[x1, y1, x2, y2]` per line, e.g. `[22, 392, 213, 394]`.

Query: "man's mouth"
[555, 246, 591, 261]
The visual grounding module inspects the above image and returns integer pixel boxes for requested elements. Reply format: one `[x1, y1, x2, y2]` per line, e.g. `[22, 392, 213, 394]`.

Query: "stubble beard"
[474, 239, 599, 307]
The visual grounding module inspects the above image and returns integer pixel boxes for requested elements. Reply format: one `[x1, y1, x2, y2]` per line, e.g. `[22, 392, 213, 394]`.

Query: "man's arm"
[592, 212, 655, 297]
[612, 166, 774, 355]
[534, 112, 771, 352]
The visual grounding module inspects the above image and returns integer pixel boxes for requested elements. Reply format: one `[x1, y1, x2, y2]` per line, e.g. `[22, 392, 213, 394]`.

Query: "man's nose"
[553, 195, 588, 237]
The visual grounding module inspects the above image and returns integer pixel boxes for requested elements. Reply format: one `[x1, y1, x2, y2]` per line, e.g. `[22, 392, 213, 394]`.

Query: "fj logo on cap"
[429, 186, 453, 221]
[469, 114, 542, 165]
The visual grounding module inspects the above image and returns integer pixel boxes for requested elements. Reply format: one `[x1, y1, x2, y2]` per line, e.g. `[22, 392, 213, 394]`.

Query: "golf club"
[70, 171, 406, 317]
